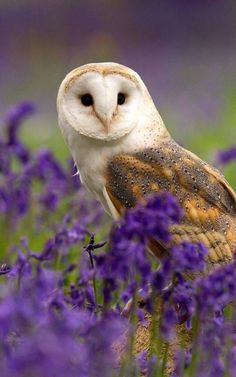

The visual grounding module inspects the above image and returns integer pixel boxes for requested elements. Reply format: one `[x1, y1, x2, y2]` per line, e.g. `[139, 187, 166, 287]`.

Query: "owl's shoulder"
[106, 140, 236, 215]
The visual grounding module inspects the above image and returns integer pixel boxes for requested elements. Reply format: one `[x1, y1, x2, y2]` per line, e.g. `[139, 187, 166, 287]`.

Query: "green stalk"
[186, 312, 200, 377]
[121, 285, 138, 376]
[223, 304, 234, 377]
[87, 249, 98, 306]
[150, 294, 164, 375]
[160, 342, 169, 377]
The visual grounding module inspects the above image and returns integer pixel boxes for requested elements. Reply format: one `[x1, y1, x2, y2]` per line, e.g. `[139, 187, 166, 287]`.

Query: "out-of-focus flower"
[173, 277, 195, 324]
[0, 227, 129, 376]
[0, 141, 11, 174]
[1, 100, 236, 376]
[172, 348, 192, 376]
[136, 351, 157, 376]
[0, 187, 8, 213]
[196, 259, 236, 317]
[0, 263, 11, 275]
[5, 101, 36, 145]
[0, 261, 128, 377]
[160, 304, 177, 340]
[11, 141, 31, 164]
[216, 145, 236, 166]
[152, 257, 172, 291]
[95, 192, 183, 304]
[0, 173, 31, 220]
[120, 192, 183, 244]
[39, 188, 59, 211]
[33, 149, 67, 182]
[136, 350, 149, 373]
[171, 242, 207, 273]
[29, 217, 87, 262]
[8, 249, 32, 279]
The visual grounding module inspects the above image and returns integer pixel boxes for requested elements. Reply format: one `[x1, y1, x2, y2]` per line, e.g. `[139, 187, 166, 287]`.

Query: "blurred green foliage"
[1, 0, 236, 205]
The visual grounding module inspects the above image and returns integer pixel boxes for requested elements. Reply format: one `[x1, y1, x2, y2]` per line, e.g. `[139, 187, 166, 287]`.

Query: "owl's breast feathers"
[105, 141, 236, 266]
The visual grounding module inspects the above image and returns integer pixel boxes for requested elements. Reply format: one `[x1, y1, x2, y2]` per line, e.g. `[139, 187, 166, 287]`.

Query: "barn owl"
[57, 62, 236, 267]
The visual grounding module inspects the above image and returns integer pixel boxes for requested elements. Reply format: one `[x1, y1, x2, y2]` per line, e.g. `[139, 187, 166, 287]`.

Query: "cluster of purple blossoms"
[0, 101, 104, 233]
[94, 192, 183, 306]
[216, 145, 236, 166]
[0, 264, 128, 377]
[1, 102, 236, 376]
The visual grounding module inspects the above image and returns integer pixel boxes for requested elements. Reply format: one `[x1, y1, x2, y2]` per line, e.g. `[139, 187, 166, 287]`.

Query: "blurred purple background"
[0, 0, 236, 151]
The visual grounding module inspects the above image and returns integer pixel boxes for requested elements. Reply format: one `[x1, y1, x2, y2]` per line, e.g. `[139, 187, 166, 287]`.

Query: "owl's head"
[57, 62, 158, 142]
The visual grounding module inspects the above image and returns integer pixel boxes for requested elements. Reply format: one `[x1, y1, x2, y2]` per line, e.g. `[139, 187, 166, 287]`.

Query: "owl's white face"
[57, 63, 153, 141]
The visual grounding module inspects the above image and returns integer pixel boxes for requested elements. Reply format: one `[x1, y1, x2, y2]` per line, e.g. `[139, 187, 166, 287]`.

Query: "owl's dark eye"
[81, 94, 94, 107]
[117, 93, 126, 105]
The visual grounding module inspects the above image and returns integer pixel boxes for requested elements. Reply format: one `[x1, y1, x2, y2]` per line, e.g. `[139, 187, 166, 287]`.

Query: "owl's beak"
[100, 116, 111, 133]
[94, 106, 116, 134]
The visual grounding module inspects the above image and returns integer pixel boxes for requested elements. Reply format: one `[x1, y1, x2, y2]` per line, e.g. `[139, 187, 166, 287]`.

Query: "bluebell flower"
[217, 145, 236, 166]
[171, 242, 207, 273]
[5, 101, 36, 145]
[173, 279, 195, 324]
[160, 304, 177, 340]
[0, 141, 11, 175]
[196, 260, 236, 317]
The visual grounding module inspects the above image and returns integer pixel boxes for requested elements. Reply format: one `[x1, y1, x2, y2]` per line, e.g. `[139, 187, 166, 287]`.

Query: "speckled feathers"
[57, 62, 236, 267]
[106, 140, 236, 264]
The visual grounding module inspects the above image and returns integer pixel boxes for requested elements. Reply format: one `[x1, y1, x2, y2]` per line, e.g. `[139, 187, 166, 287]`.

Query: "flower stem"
[87, 249, 98, 306]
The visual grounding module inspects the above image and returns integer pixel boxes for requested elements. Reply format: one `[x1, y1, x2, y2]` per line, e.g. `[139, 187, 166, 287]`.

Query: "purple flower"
[0, 263, 11, 275]
[94, 192, 183, 306]
[173, 279, 195, 324]
[0, 141, 11, 175]
[136, 351, 158, 376]
[196, 260, 236, 317]
[0, 171, 32, 221]
[152, 257, 172, 292]
[136, 351, 149, 374]
[29, 217, 87, 262]
[5, 101, 36, 145]
[54, 219, 87, 251]
[29, 238, 56, 262]
[0, 251, 129, 377]
[121, 192, 183, 244]
[121, 281, 137, 303]
[228, 345, 236, 377]
[160, 304, 177, 341]
[171, 242, 207, 273]
[13, 174, 31, 216]
[1, 98, 236, 376]
[173, 348, 192, 376]
[33, 149, 67, 182]
[10, 141, 31, 164]
[39, 188, 59, 211]
[83, 233, 107, 255]
[216, 145, 236, 166]
[0, 187, 8, 213]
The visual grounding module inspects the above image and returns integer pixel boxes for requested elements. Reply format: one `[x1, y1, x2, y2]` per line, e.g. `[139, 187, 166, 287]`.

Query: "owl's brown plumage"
[105, 140, 236, 266]
[57, 62, 236, 268]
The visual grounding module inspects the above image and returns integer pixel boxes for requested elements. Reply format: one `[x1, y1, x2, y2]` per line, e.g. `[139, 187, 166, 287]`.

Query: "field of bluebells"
[0, 101, 236, 377]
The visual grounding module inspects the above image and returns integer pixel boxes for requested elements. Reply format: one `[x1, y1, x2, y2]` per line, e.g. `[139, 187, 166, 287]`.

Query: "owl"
[57, 62, 236, 268]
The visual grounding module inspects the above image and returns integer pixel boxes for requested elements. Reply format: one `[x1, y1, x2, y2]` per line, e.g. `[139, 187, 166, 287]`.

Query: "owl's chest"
[70, 132, 143, 209]
[75, 149, 106, 196]
[74, 144, 121, 217]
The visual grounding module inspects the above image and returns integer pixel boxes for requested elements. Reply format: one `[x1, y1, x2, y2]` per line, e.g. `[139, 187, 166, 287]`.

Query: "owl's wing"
[104, 141, 236, 265]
